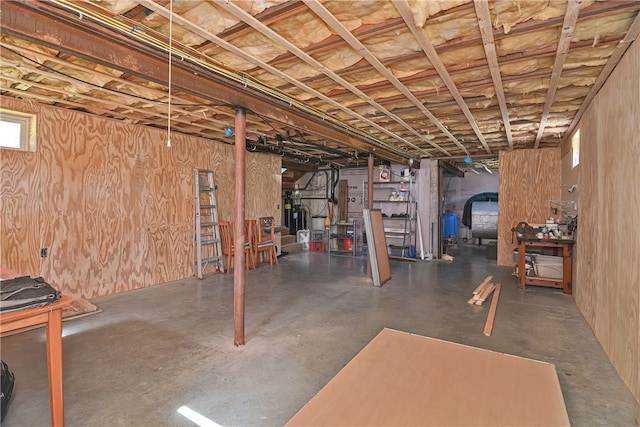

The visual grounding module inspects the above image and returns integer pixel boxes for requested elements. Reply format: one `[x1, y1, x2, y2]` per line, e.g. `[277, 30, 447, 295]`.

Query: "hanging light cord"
[166, 0, 173, 147]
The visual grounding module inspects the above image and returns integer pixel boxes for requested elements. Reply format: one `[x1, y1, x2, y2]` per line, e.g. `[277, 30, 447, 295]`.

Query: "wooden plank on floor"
[475, 283, 497, 304]
[484, 283, 502, 336]
[473, 276, 493, 294]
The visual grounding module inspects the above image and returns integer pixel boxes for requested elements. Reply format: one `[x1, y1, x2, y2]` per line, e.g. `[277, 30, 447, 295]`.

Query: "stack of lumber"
[467, 275, 502, 336]
[468, 276, 497, 305]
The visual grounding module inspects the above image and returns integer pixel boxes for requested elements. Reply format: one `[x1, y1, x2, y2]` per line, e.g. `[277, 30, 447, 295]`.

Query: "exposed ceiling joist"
[534, 0, 582, 149]
[562, 6, 640, 144]
[0, 0, 412, 166]
[135, 0, 416, 161]
[474, 0, 513, 151]
[214, 0, 440, 158]
[440, 161, 465, 177]
[303, 0, 451, 157]
[2, 0, 638, 168]
[393, 0, 492, 155]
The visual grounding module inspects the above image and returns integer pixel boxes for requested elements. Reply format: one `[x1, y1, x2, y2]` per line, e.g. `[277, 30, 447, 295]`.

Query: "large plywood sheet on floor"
[572, 38, 639, 402]
[0, 97, 281, 299]
[497, 148, 560, 266]
[287, 328, 570, 427]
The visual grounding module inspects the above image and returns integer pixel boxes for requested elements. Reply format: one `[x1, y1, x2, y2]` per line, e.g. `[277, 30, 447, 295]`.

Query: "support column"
[367, 153, 374, 281]
[234, 108, 246, 346]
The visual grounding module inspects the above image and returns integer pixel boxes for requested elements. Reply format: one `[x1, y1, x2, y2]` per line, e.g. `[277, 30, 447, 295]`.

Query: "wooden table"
[0, 276, 72, 427]
[517, 237, 574, 294]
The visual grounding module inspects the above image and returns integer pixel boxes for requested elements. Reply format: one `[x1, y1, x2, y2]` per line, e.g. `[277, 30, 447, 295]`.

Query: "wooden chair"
[245, 219, 258, 270]
[256, 217, 278, 265]
[219, 221, 254, 274]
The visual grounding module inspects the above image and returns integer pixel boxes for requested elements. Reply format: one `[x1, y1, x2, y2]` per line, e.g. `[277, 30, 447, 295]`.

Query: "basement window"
[571, 129, 580, 168]
[0, 109, 37, 151]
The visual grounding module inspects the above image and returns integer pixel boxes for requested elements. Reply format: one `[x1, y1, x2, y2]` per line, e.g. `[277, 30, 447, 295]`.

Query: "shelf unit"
[329, 221, 357, 256]
[363, 177, 416, 258]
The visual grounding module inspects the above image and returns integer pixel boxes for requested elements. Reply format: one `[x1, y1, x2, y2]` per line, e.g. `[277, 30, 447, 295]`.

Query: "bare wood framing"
[534, 0, 581, 148]
[0, 1, 410, 166]
[393, 0, 491, 155]
[474, 0, 513, 150]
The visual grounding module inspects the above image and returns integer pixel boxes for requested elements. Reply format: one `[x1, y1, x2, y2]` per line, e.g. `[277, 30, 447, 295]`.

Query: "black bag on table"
[1, 360, 15, 420]
[0, 276, 60, 313]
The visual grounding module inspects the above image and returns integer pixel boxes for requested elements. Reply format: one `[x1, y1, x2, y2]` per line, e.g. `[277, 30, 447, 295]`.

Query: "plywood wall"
[570, 38, 639, 403]
[497, 148, 561, 266]
[0, 97, 281, 299]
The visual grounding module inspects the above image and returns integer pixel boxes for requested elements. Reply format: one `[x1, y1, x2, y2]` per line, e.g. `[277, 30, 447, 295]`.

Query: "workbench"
[517, 238, 574, 294]
[0, 270, 72, 427]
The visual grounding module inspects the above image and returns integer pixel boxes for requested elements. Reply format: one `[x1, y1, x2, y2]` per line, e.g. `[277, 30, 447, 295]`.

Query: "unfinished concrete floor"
[2, 244, 639, 426]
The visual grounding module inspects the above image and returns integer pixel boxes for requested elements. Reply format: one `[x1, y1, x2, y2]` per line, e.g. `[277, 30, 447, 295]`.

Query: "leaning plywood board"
[363, 209, 391, 287]
[287, 328, 569, 427]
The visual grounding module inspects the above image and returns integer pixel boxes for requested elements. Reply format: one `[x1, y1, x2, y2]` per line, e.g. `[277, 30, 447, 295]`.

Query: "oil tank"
[471, 201, 498, 239]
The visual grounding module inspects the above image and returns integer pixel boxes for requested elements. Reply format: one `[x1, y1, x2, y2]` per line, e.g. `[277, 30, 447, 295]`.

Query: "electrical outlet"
[40, 248, 48, 258]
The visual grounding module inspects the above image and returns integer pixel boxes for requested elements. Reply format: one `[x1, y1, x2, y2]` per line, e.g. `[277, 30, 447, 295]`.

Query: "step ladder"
[194, 169, 224, 278]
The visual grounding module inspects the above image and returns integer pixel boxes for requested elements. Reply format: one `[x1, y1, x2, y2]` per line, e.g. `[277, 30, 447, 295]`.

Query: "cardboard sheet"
[287, 328, 570, 426]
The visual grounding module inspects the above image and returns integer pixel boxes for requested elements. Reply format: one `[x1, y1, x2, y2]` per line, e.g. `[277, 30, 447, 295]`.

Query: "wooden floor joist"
[483, 283, 502, 336]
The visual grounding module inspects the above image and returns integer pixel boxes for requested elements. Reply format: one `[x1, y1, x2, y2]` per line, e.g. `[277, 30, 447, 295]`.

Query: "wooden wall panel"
[497, 148, 561, 266]
[245, 153, 282, 249]
[573, 103, 598, 327]
[572, 38, 639, 402]
[0, 148, 41, 276]
[37, 107, 152, 296]
[245, 153, 281, 221]
[0, 97, 281, 299]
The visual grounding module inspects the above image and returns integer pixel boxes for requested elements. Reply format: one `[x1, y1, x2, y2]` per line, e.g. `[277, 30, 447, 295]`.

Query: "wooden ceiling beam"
[534, 0, 581, 148]
[0, 42, 274, 138]
[264, 17, 407, 68]
[212, 0, 440, 158]
[395, 0, 491, 154]
[303, 0, 452, 157]
[562, 7, 640, 144]
[293, 32, 623, 97]
[274, 1, 638, 91]
[1, 1, 412, 166]
[333, 63, 602, 116]
[196, 1, 308, 50]
[440, 161, 465, 177]
[134, 0, 421, 161]
[474, 0, 513, 151]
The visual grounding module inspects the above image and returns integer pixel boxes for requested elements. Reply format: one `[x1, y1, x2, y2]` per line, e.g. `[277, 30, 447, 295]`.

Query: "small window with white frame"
[571, 129, 580, 168]
[0, 109, 37, 151]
